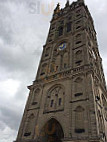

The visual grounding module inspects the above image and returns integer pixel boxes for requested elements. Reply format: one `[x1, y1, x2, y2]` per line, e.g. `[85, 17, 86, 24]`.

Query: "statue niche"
[31, 88, 40, 106]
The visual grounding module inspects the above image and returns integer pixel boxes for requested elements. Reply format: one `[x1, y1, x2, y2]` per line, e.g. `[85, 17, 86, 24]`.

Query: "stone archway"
[39, 118, 64, 142]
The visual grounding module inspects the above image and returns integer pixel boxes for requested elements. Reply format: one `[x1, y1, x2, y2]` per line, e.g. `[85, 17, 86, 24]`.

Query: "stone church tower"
[15, 0, 107, 142]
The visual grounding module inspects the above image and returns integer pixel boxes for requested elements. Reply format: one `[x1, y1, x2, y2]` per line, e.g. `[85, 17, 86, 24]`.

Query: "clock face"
[59, 43, 66, 50]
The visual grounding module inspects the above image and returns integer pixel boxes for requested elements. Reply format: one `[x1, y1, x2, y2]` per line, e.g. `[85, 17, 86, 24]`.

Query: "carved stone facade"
[15, 0, 107, 142]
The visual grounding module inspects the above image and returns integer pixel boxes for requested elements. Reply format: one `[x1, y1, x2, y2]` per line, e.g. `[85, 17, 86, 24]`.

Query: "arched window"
[63, 52, 69, 69]
[73, 77, 83, 96]
[58, 26, 63, 36]
[50, 100, 54, 107]
[40, 63, 47, 76]
[76, 34, 81, 38]
[75, 50, 82, 55]
[55, 55, 61, 72]
[50, 62, 55, 73]
[45, 47, 50, 57]
[44, 85, 64, 112]
[75, 50, 83, 66]
[67, 22, 71, 32]
[74, 77, 83, 83]
[32, 88, 40, 105]
[24, 114, 35, 137]
[59, 98, 62, 106]
[75, 106, 85, 133]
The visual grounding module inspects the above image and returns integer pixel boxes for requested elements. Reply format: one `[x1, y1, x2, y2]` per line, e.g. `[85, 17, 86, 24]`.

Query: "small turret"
[65, 0, 70, 7]
[54, 3, 60, 14]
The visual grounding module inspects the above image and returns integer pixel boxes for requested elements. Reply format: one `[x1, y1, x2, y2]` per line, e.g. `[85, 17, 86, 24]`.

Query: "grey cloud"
[86, 0, 107, 54]
[0, 2, 46, 140]
[0, 106, 21, 130]
[0, 19, 13, 44]
[0, 45, 41, 74]
[0, 121, 6, 131]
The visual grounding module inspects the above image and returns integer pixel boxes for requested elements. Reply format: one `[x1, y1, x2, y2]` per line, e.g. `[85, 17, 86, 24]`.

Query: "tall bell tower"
[15, 0, 107, 142]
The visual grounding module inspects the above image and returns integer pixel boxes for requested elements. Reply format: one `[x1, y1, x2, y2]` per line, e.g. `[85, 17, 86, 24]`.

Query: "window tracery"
[44, 85, 64, 113]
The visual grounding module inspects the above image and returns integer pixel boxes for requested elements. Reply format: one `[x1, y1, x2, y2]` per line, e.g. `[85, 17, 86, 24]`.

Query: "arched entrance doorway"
[39, 118, 64, 142]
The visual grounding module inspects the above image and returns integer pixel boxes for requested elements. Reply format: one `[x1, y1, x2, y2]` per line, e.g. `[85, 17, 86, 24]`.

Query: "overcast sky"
[0, 0, 107, 142]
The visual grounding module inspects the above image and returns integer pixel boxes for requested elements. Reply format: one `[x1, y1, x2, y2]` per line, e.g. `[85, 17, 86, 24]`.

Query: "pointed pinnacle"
[66, 0, 70, 7]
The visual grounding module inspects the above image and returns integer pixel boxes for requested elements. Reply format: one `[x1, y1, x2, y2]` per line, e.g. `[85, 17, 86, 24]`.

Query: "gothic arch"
[55, 55, 61, 71]
[75, 50, 83, 62]
[75, 33, 81, 38]
[44, 85, 65, 112]
[31, 88, 41, 105]
[47, 84, 65, 94]
[39, 118, 64, 142]
[40, 63, 48, 75]
[74, 77, 83, 83]
[62, 52, 69, 68]
[75, 106, 85, 133]
[73, 77, 84, 96]
[75, 50, 82, 55]
[44, 47, 51, 57]
[24, 113, 35, 137]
